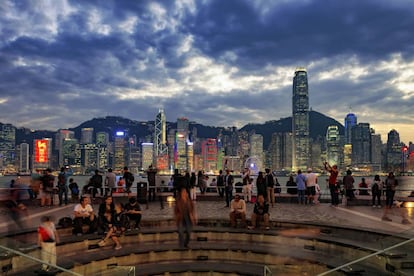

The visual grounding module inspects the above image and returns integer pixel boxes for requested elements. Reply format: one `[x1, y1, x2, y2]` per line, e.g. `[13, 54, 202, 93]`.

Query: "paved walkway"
[1, 197, 414, 237]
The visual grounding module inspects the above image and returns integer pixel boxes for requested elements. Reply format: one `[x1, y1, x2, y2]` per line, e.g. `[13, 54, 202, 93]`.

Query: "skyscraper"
[292, 67, 310, 170]
[386, 129, 402, 171]
[344, 113, 357, 144]
[19, 143, 30, 174]
[80, 128, 94, 144]
[326, 125, 341, 166]
[154, 109, 168, 169]
[0, 124, 16, 169]
[351, 123, 371, 166]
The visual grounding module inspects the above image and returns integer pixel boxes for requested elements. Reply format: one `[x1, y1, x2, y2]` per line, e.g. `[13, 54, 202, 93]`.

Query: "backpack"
[58, 217, 73, 228]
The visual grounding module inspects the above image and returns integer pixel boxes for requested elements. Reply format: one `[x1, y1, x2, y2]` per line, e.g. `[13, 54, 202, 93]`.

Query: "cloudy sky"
[1, 0, 414, 144]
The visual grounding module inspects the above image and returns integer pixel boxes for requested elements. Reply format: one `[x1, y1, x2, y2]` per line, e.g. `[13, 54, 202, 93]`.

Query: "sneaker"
[98, 240, 106, 247]
[377, 205, 382, 208]
[382, 216, 392, 222]
[247, 226, 254, 230]
[402, 219, 411, 225]
[372, 205, 376, 208]
[114, 244, 122, 250]
[265, 227, 270, 230]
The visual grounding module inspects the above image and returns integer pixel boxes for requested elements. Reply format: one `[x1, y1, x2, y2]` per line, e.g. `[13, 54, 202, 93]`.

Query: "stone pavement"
[1, 196, 414, 237]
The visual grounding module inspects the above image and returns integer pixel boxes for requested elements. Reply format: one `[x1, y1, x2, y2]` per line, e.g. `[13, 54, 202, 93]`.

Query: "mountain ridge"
[3, 110, 344, 150]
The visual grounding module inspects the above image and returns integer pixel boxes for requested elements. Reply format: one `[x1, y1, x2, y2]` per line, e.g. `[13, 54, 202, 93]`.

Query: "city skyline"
[1, 1, 414, 144]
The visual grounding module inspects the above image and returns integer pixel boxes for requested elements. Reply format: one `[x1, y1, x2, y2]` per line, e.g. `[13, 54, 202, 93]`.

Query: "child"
[69, 178, 79, 203]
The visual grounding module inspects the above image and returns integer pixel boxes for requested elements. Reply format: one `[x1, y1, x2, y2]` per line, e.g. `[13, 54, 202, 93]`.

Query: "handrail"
[317, 237, 414, 276]
[0, 244, 82, 276]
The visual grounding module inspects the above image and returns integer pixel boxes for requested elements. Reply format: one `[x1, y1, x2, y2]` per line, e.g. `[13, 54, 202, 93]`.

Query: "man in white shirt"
[306, 168, 318, 205]
[105, 168, 116, 196]
[229, 194, 246, 228]
[73, 196, 98, 235]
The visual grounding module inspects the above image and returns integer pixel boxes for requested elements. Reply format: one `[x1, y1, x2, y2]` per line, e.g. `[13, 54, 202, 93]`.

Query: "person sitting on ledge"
[248, 194, 270, 230]
[73, 196, 98, 235]
[124, 197, 142, 230]
[358, 178, 369, 195]
[229, 194, 246, 228]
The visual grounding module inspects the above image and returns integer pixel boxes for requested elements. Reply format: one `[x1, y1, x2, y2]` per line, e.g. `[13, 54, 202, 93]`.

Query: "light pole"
[402, 146, 408, 174]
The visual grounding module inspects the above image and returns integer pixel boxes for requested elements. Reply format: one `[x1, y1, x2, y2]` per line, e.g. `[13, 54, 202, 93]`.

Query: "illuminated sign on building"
[116, 131, 125, 136]
[35, 139, 49, 163]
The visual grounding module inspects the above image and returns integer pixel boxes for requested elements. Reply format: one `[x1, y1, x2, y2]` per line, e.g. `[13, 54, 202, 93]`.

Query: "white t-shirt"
[74, 203, 94, 217]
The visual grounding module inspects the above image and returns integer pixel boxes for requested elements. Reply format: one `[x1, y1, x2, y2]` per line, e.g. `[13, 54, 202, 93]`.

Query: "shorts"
[307, 186, 316, 196]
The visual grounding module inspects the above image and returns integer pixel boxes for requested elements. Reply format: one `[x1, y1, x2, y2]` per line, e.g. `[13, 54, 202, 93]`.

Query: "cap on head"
[307, 168, 312, 172]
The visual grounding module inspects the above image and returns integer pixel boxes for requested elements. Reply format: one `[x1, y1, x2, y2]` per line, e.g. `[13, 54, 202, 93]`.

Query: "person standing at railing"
[371, 175, 383, 208]
[324, 161, 339, 207]
[242, 168, 251, 203]
[57, 167, 70, 206]
[265, 168, 275, 207]
[296, 170, 306, 205]
[197, 170, 208, 195]
[105, 168, 116, 197]
[123, 166, 134, 194]
[40, 168, 55, 207]
[256, 171, 267, 199]
[382, 172, 398, 222]
[224, 169, 234, 207]
[146, 165, 157, 202]
[189, 172, 197, 201]
[217, 170, 225, 198]
[305, 168, 318, 205]
[343, 170, 355, 202]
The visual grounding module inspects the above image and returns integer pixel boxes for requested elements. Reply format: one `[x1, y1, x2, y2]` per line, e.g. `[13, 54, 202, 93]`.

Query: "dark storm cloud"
[1, 0, 414, 142]
[189, 0, 414, 68]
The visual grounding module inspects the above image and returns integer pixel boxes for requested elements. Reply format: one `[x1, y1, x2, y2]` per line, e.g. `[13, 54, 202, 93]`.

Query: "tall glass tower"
[292, 67, 310, 171]
[344, 113, 357, 144]
[154, 109, 168, 169]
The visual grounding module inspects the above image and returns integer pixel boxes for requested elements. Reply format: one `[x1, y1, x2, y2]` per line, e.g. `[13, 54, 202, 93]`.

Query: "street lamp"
[402, 146, 408, 174]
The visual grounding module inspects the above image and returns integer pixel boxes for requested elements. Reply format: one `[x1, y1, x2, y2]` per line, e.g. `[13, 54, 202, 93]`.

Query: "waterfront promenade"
[2, 195, 413, 237]
[1, 194, 414, 275]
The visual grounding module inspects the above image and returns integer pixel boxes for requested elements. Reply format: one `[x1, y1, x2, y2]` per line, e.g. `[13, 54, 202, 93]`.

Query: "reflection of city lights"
[403, 201, 414, 208]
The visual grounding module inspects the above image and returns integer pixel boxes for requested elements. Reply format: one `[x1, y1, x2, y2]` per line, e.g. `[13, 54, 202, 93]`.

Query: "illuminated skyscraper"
[81, 128, 94, 144]
[386, 129, 402, 171]
[114, 131, 126, 172]
[202, 138, 218, 172]
[141, 143, 154, 170]
[371, 132, 382, 172]
[344, 113, 357, 144]
[292, 67, 310, 170]
[326, 125, 341, 166]
[154, 109, 168, 169]
[62, 138, 81, 172]
[268, 132, 293, 171]
[0, 124, 16, 168]
[19, 143, 30, 173]
[351, 123, 371, 166]
[249, 134, 264, 171]
[96, 132, 109, 146]
[55, 129, 75, 167]
[174, 118, 190, 172]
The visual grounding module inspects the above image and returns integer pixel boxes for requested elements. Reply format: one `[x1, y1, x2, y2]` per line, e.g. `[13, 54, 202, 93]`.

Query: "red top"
[328, 169, 338, 186]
